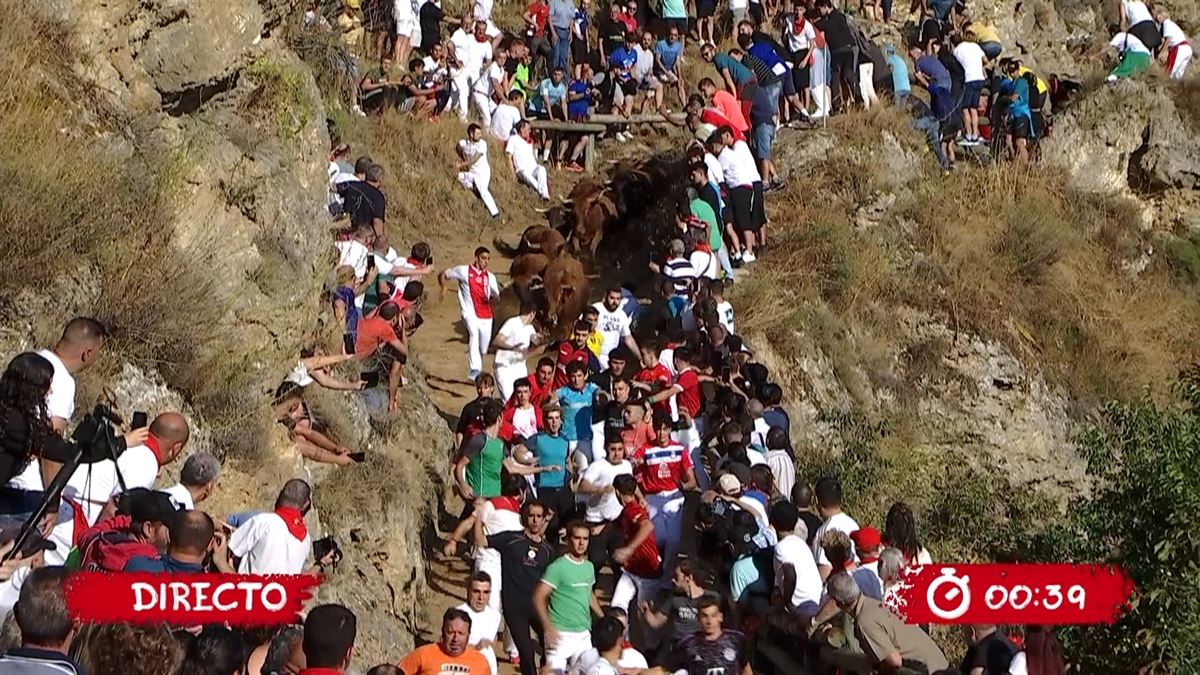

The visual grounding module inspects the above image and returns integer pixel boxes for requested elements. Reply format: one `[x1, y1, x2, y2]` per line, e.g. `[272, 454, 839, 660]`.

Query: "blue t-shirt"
[609, 46, 637, 80]
[730, 555, 768, 606]
[714, 53, 755, 85]
[655, 39, 683, 71]
[573, 8, 589, 36]
[124, 555, 205, 574]
[1007, 77, 1032, 120]
[557, 383, 598, 441]
[567, 79, 591, 118]
[887, 53, 911, 93]
[916, 55, 952, 91]
[528, 431, 571, 487]
[532, 78, 567, 112]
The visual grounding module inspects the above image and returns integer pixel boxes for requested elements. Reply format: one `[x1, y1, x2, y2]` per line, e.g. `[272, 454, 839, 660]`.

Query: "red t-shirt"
[355, 315, 398, 357]
[710, 91, 750, 134]
[618, 500, 662, 578]
[635, 364, 674, 415]
[555, 341, 593, 388]
[526, 3, 549, 36]
[675, 368, 702, 417]
[701, 108, 747, 141]
[632, 441, 693, 494]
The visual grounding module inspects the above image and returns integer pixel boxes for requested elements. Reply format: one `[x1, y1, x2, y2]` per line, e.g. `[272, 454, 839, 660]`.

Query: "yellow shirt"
[970, 24, 1001, 44]
[337, 13, 363, 51]
[586, 330, 603, 358]
[1016, 66, 1049, 94]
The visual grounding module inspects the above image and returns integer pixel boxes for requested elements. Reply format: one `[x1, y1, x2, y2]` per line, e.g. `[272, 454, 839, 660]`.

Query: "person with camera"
[223, 479, 338, 576]
[0, 352, 149, 518]
[75, 488, 177, 573]
[124, 509, 226, 574]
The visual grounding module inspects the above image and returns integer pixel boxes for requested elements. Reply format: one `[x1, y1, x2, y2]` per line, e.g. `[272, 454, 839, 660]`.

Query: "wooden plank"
[529, 120, 607, 133]
[585, 134, 596, 174]
[587, 112, 686, 124]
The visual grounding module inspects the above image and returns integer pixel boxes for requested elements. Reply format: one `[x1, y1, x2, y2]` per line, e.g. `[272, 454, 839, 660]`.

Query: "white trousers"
[495, 361, 528, 402]
[517, 165, 550, 199]
[465, 313, 493, 375]
[478, 645, 498, 675]
[859, 62, 878, 109]
[453, 70, 476, 120]
[545, 629, 592, 670]
[473, 91, 496, 127]
[458, 170, 500, 217]
[611, 569, 660, 612]
[646, 489, 685, 576]
[1169, 43, 1193, 79]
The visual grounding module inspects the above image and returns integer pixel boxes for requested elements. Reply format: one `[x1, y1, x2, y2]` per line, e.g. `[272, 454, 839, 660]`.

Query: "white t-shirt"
[591, 303, 631, 366]
[164, 483, 195, 510]
[765, 449, 795, 500]
[458, 138, 491, 177]
[689, 249, 718, 281]
[633, 45, 655, 81]
[336, 239, 372, 280]
[812, 512, 860, 567]
[716, 300, 735, 334]
[450, 29, 474, 74]
[1111, 32, 1152, 55]
[952, 41, 988, 83]
[394, 0, 414, 22]
[15, 439, 157, 523]
[1162, 19, 1189, 48]
[774, 533, 822, 614]
[718, 141, 761, 187]
[785, 18, 817, 52]
[581, 459, 632, 522]
[703, 153, 724, 187]
[116, 443, 160, 491]
[475, 0, 494, 20]
[228, 511, 312, 575]
[506, 134, 539, 175]
[37, 349, 75, 423]
[1008, 651, 1028, 675]
[491, 103, 523, 140]
[462, 38, 494, 75]
[1122, 0, 1153, 24]
[444, 264, 500, 320]
[371, 246, 402, 275]
[457, 602, 503, 648]
[511, 407, 539, 439]
[390, 257, 421, 294]
[475, 60, 504, 95]
[495, 316, 537, 366]
[729, 0, 748, 10]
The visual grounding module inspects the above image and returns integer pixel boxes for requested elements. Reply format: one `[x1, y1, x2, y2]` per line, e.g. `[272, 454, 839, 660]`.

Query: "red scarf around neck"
[144, 434, 163, 466]
[275, 507, 309, 541]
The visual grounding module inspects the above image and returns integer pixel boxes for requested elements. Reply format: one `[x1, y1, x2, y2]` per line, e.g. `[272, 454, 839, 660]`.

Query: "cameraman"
[0, 353, 147, 518]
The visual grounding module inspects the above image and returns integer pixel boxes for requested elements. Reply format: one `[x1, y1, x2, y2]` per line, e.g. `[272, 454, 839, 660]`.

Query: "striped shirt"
[663, 257, 696, 296]
[0, 648, 85, 675]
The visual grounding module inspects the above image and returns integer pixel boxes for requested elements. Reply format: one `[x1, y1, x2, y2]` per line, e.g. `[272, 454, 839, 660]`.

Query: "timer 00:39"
[984, 584, 1086, 611]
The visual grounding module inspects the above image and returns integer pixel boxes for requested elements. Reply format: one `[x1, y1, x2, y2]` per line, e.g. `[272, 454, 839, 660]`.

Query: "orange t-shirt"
[354, 315, 398, 357]
[712, 90, 750, 133]
[398, 644, 490, 675]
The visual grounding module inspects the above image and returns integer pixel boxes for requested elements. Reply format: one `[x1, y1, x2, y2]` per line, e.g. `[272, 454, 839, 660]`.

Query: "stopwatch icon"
[926, 567, 972, 621]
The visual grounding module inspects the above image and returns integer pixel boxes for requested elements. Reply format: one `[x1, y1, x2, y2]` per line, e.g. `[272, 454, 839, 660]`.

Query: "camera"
[312, 536, 343, 566]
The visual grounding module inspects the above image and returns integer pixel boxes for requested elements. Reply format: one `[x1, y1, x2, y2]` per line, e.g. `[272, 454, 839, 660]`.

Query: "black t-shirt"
[590, 370, 627, 398]
[655, 590, 722, 644]
[960, 631, 1018, 675]
[338, 180, 387, 227]
[666, 629, 749, 675]
[817, 10, 854, 50]
[456, 396, 498, 440]
[488, 531, 556, 605]
[697, 183, 721, 219]
[799, 510, 822, 547]
[419, 2, 444, 48]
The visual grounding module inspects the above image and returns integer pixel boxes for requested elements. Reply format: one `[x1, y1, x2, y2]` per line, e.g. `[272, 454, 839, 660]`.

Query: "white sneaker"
[742, 251, 757, 263]
[351, 105, 366, 117]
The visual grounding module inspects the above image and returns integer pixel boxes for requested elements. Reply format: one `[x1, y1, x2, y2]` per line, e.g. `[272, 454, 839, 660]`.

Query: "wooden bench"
[529, 112, 687, 173]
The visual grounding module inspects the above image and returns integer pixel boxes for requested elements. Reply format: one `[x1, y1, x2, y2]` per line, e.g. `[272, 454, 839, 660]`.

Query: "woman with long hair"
[0, 352, 146, 515]
[882, 501, 933, 565]
[1008, 625, 1067, 675]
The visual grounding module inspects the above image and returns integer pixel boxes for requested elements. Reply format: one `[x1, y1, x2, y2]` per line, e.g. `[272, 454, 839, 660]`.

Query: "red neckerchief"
[275, 507, 309, 541]
[859, 554, 879, 564]
[792, 15, 806, 33]
[406, 256, 423, 266]
[144, 434, 163, 467]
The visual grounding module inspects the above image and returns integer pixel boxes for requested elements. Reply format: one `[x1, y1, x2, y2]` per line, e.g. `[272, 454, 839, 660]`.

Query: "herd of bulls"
[493, 153, 681, 337]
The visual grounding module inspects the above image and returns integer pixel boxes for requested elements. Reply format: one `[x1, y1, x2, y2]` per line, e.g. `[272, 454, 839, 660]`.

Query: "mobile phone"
[366, 255, 376, 270]
[343, 333, 356, 354]
[349, 451, 366, 463]
[131, 411, 148, 430]
[720, 365, 732, 381]
[361, 371, 381, 388]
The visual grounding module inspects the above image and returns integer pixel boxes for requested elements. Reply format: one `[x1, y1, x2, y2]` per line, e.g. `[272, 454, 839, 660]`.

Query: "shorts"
[617, 78, 638, 96]
[751, 181, 766, 226]
[484, 20, 502, 38]
[664, 17, 687, 34]
[752, 122, 775, 161]
[545, 630, 592, 670]
[696, 0, 716, 17]
[730, 185, 758, 233]
[395, 17, 415, 35]
[1008, 114, 1031, 139]
[962, 80, 984, 109]
[730, 6, 748, 26]
[571, 38, 593, 66]
[637, 74, 660, 90]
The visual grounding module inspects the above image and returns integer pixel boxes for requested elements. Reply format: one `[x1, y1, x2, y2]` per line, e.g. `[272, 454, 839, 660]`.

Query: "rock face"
[18, 0, 452, 663]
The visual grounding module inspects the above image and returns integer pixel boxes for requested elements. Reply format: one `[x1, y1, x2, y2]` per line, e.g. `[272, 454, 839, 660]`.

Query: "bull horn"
[534, 207, 549, 213]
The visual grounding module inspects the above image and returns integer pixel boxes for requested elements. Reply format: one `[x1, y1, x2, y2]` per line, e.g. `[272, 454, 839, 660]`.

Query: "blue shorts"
[753, 122, 775, 160]
[962, 80, 984, 108]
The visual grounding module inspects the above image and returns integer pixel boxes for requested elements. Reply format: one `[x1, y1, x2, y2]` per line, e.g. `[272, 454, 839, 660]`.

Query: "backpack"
[75, 517, 159, 572]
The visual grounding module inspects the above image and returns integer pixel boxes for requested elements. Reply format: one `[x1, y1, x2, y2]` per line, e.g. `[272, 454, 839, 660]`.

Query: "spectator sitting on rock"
[164, 451, 221, 510]
[332, 265, 366, 344]
[337, 163, 387, 238]
[355, 301, 409, 411]
[272, 381, 360, 466]
[286, 348, 365, 392]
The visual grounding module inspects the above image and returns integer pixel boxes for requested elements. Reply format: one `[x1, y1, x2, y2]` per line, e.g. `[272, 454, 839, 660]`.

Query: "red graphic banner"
[65, 573, 321, 626]
[887, 564, 1134, 625]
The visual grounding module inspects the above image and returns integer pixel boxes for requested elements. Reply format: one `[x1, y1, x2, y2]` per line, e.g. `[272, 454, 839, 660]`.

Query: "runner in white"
[472, 47, 508, 127]
[474, 0, 504, 45]
[492, 300, 540, 401]
[449, 19, 494, 121]
[1155, 6, 1193, 79]
[440, 247, 502, 380]
[456, 123, 500, 218]
[591, 287, 641, 370]
[506, 119, 551, 200]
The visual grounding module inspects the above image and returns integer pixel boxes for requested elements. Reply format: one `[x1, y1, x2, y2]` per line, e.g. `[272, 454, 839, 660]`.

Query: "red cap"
[851, 526, 882, 550]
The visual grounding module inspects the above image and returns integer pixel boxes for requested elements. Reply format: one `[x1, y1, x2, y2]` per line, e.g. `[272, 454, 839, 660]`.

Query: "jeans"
[552, 26, 570, 72]
[716, 246, 735, 280]
[912, 115, 949, 169]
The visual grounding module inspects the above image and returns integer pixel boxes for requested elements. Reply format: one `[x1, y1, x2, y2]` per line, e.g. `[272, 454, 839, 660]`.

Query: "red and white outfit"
[1163, 19, 1193, 80]
[445, 263, 501, 375]
[228, 506, 313, 575]
[611, 499, 663, 612]
[473, 496, 523, 611]
[631, 440, 693, 578]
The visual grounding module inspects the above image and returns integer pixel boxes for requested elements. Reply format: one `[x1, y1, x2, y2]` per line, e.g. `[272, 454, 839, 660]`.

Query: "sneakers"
[765, 178, 787, 193]
[468, 369, 480, 381]
[742, 251, 757, 263]
[615, 131, 631, 142]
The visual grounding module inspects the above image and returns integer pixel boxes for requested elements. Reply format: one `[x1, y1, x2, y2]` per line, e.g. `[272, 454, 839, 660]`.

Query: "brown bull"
[508, 252, 551, 289]
[540, 254, 589, 338]
[565, 179, 619, 256]
[493, 224, 567, 259]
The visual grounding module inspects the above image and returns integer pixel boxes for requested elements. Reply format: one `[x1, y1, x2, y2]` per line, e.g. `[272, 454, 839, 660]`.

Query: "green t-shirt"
[690, 198, 722, 251]
[661, 0, 686, 19]
[466, 436, 504, 498]
[541, 555, 596, 632]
